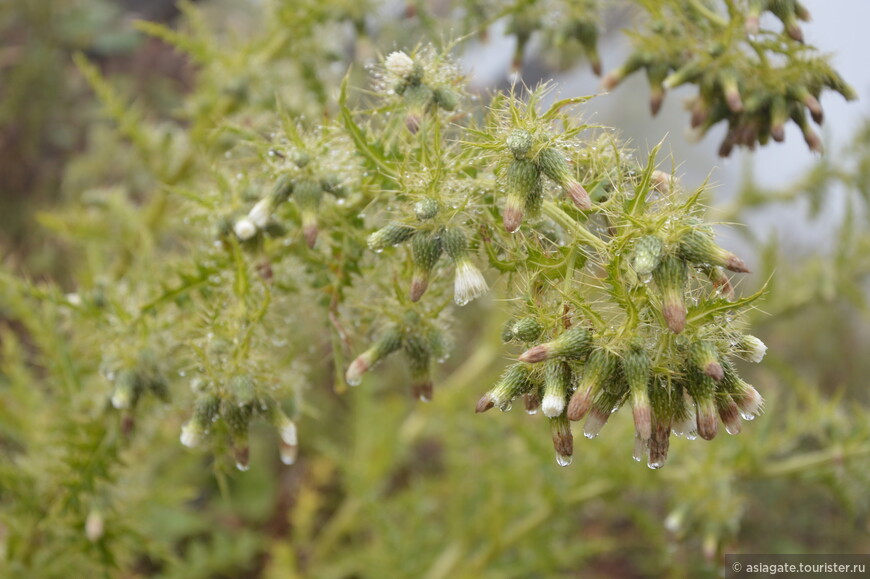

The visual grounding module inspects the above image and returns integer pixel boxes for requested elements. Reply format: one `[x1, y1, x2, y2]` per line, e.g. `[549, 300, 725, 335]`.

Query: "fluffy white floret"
[385, 51, 415, 78]
[453, 259, 488, 306]
[248, 199, 271, 228]
[233, 217, 257, 240]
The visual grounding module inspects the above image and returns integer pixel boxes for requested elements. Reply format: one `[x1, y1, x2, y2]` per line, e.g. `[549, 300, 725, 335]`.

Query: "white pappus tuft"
[233, 217, 258, 240]
[453, 259, 488, 306]
[385, 51, 415, 79]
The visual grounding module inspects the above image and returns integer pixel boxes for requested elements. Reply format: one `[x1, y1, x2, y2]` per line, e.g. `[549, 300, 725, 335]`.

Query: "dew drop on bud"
[235, 462, 250, 472]
[647, 458, 665, 470]
[632, 437, 646, 462]
[555, 454, 573, 467]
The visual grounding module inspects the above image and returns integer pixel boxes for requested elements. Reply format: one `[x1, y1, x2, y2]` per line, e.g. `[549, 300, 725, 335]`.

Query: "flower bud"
[404, 84, 434, 133]
[721, 360, 764, 419]
[453, 260, 488, 306]
[648, 409, 671, 469]
[85, 509, 104, 542]
[513, 317, 544, 343]
[584, 386, 624, 439]
[632, 235, 663, 276]
[550, 415, 574, 466]
[689, 340, 724, 382]
[233, 217, 258, 241]
[506, 129, 533, 159]
[653, 255, 688, 333]
[231, 374, 257, 405]
[524, 388, 541, 414]
[414, 198, 440, 221]
[432, 86, 459, 111]
[295, 180, 322, 249]
[346, 326, 404, 386]
[704, 265, 735, 301]
[623, 345, 652, 440]
[567, 348, 617, 421]
[269, 174, 295, 205]
[248, 199, 272, 228]
[542, 360, 571, 418]
[686, 370, 718, 441]
[181, 393, 220, 448]
[111, 369, 140, 410]
[718, 70, 743, 113]
[716, 394, 742, 435]
[737, 334, 767, 363]
[475, 363, 533, 413]
[519, 326, 592, 363]
[404, 334, 433, 401]
[677, 228, 749, 273]
[385, 51, 416, 79]
[410, 231, 443, 302]
[536, 147, 590, 210]
[368, 222, 416, 251]
[223, 399, 252, 470]
[267, 405, 298, 465]
[503, 159, 540, 232]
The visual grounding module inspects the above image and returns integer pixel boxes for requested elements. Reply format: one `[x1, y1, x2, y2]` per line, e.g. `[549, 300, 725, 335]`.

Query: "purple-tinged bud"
[671, 389, 698, 440]
[717, 394, 742, 435]
[503, 159, 540, 232]
[410, 231, 443, 302]
[648, 411, 671, 469]
[475, 363, 533, 413]
[346, 327, 404, 386]
[704, 265, 735, 301]
[623, 345, 652, 440]
[301, 212, 318, 248]
[689, 340, 724, 382]
[536, 147, 590, 210]
[519, 326, 592, 363]
[719, 72, 743, 113]
[583, 403, 612, 439]
[404, 334, 433, 402]
[550, 415, 574, 466]
[677, 228, 750, 273]
[524, 390, 541, 414]
[694, 395, 718, 441]
[542, 360, 571, 418]
[567, 348, 617, 421]
[653, 255, 688, 334]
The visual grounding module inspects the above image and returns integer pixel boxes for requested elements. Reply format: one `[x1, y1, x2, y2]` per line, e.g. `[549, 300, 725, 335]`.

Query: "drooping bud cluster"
[601, 1, 855, 155]
[345, 311, 450, 401]
[104, 350, 170, 434]
[229, 132, 352, 250]
[377, 49, 463, 133]
[179, 374, 300, 470]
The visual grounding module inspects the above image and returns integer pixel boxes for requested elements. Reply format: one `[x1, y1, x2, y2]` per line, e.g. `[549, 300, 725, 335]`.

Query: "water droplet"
[632, 438, 646, 462]
[346, 376, 362, 387]
[685, 432, 698, 441]
[235, 462, 250, 472]
[725, 423, 741, 435]
[739, 412, 756, 421]
[499, 402, 512, 412]
[556, 454, 573, 467]
[647, 459, 665, 470]
[526, 408, 538, 415]
[178, 370, 186, 377]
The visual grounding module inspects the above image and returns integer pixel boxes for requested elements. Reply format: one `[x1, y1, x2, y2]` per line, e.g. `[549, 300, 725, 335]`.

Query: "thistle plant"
[1, 0, 868, 575]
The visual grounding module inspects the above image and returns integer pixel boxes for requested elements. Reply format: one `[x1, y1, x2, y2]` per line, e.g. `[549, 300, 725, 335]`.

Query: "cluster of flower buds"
[478, 314, 767, 468]
[382, 50, 461, 133]
[601, 3, 855, 155]
[501, 129, 591, 232]
[230, 148, 347, 249]
[180, 374, 299, 469]
[105, 351, 170, 434]
[368, 221, 488, 306]
[345, 312, 449, 401]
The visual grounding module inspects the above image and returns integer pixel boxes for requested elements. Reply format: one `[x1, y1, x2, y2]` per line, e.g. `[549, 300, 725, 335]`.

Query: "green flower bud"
[513, 317, 544, 343]
[476, 363, 533, 413]
[550, 414, 574, 466]
[410, 230, 443, 302]
[414, 197, 440, 221]
[632, 235, 663, 276]
[623, 344, 652, 440]
[501, 319, 517, 343]
[542, 360, 571, 417]
[718, 69, 743, 113]
[677, 228, 749, 273]
[503, 158, 540, 233]
[231, 374, 257, 406]
[653, 255, 688, 334]
[295, 179, 323, 249]
[519, 326, 591, 363]
[269, 174, 295, 205]
[404, 334, 433, 402]
[506, 129, 534, 159]
[346, 326, 404, 386]
[536, 147, 590, 210]
[689, 340, 724, 381]
[181, 393, 220, 448]
[111, 369, 140, 410]
[404, 84, 434, 133]
[223, 399, 252, 471]
[567, 348, 617, 421]
[442, 228, 467, 261]
[432, 86, 459, 111]
[368, 222, 417, 251]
